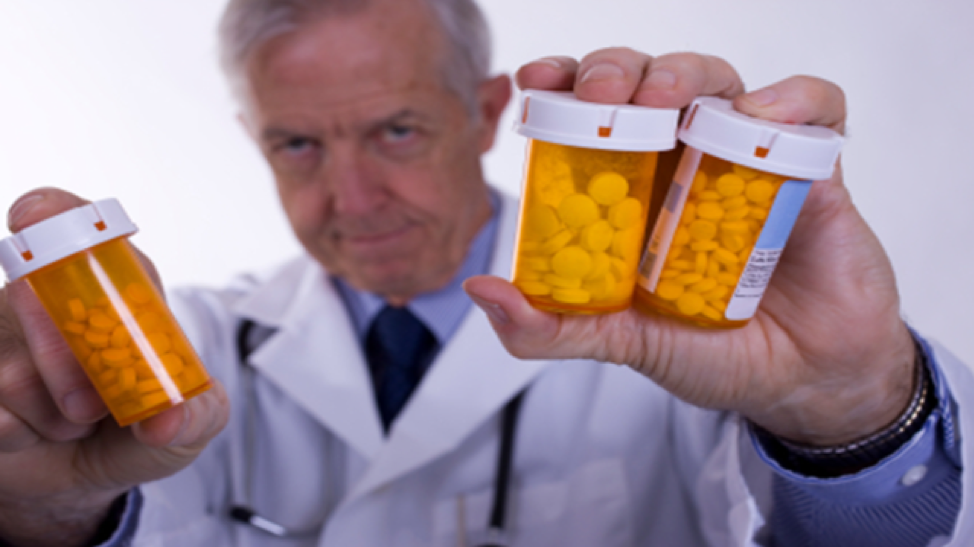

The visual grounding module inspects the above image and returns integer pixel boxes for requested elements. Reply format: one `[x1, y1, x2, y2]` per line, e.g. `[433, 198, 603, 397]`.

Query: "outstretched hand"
[0, 188, 229, 547]
[465, 49, 915, 446]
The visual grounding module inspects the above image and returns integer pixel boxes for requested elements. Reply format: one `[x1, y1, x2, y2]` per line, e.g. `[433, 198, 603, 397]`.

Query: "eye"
[279, 136, 318, 155]
[381, 124, 417, 143]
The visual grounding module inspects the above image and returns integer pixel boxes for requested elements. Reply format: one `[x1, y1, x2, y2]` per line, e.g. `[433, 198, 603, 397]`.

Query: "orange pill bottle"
[0, 199, 212, 426]
[511, 90, 679, 314]
[634, 97, 844, 328]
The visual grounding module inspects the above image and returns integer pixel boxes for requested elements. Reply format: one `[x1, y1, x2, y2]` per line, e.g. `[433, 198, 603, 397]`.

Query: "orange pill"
[161, 353, 185, 376]
[146, 332, 173, 354]
[125, 283, 154, 305]
[84, 330, 110, 348]
[68, 298, 87, 322]
[88, 313, 117, 332]
[110, 325, 132, 348]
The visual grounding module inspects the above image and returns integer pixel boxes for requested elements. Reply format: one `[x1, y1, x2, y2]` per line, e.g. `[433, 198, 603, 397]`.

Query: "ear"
[475, 74, 513, 154]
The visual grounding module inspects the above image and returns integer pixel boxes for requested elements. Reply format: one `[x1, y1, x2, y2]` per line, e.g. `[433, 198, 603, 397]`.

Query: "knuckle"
[653, 52, 709, 78]
[787, 75, 844, 104]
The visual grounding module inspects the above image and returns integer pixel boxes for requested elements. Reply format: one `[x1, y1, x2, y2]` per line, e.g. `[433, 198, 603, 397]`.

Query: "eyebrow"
[259, 108, 431, 144]
[363, 108, 429, 134]
[260, 127, 303, 143]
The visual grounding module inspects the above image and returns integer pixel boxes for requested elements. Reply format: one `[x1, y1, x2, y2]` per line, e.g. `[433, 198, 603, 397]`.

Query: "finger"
[463, 275, 560, 357]
[514, 56, 579, 91]
[7, 281, 108, 424]
[67, 381, 229, 491]
[632, 52, 745, 109]
[0, 285, 97, 444]
[463, 275, 614, 362]
[734, 75, 847, 134]
[573, 47, 652, 104]
[130, 379, 229, 450]
[7, 187, 89, 233]
[0, 349, 96, 447]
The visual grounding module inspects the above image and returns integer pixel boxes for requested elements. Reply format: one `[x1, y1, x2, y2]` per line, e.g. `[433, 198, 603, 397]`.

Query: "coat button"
[900, 465, 927, 486]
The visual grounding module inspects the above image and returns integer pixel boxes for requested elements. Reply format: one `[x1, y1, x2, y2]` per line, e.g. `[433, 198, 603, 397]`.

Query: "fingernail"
[63, 387, 105, 422]
[744, 88, 779, 107]
[470, 296, 511, 325]
[580, 63, 625, 83]
[7, 192, 44, 230]
[535, 56, 570, 69]
[645, 69, 677, 90]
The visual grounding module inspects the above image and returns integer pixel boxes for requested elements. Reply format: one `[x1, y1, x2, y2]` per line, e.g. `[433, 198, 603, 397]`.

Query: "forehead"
[245, 0, 450, 115]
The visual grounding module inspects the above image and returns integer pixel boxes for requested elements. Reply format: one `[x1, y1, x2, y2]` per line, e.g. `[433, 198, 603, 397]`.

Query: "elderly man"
[0, 0, 969, 545]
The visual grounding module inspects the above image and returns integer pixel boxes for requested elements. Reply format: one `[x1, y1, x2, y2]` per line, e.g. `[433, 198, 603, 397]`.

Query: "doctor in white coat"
[0, 0, 970, 545]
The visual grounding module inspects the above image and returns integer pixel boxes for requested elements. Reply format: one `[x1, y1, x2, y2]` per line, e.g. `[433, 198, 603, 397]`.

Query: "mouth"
[340, 224, 416, 253]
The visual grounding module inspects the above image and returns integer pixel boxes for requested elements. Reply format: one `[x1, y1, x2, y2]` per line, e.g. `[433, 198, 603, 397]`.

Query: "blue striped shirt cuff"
[753, 333, 962, 545]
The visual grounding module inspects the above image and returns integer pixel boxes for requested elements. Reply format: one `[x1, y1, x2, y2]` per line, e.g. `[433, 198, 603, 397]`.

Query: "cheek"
[277, 182, 329, 239]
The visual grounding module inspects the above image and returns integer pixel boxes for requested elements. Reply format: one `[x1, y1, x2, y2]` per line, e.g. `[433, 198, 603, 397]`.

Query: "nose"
[323, 145, 387, 216]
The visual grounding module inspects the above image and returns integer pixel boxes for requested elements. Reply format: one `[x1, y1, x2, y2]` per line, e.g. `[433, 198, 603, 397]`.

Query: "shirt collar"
[334, 189, 501, 345]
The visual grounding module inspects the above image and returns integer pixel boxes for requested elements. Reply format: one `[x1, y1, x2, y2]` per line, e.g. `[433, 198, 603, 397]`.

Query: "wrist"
[0, 489, 124, 547]
[746, 326, 917, 446]
[753, 333, 936, 477]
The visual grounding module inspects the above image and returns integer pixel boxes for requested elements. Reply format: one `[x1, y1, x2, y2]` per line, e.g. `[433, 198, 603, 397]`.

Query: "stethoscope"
[229, 319, 524, 546]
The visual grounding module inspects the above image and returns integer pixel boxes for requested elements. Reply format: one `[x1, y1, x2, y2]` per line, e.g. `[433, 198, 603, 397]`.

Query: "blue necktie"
[365, 305, 438, 432]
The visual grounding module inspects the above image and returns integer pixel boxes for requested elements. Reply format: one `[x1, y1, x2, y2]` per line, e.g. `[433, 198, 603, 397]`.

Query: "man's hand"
[465, 50, 916, 447]
[0, 188, 229, 547]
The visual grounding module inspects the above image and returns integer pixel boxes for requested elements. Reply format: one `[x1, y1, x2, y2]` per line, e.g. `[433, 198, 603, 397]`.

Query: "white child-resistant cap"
[0, 198, 138, 282]
[514, 90, 679, 151]
[678, 96, 844, 180]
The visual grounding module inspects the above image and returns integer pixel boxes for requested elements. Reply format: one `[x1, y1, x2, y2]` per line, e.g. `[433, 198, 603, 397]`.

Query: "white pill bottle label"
[724, 178, 810, 320]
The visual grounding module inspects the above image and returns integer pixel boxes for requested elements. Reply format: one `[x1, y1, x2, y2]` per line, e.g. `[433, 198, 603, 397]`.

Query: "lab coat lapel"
[347, 191, 551, 499]
[348, 302, 550, 499]
[237, 261, 386, 463]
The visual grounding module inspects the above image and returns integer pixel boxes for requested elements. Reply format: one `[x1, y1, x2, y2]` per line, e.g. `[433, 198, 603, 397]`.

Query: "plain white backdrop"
[1, 1, 972, 365]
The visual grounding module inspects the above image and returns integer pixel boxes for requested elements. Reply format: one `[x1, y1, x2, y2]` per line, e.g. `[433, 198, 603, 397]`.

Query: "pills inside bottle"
[634, 97, 844, 327]
[0, 199, 212, 426]
[512, 90, 679, 314]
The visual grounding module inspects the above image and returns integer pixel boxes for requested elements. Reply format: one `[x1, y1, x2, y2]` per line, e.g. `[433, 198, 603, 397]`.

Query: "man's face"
[242, 0, 507, 303]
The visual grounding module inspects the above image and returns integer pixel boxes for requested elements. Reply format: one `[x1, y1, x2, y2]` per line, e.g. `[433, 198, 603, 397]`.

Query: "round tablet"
[557, 194, 600, 228]
[525, 204, 561, 239]
[551, 246, 593, 279]
[676, 292, 706, 316]
[607, 197, 642, 229]
[580, 220, 614, 253]
[587, 172, 629, 205]
[745, 179, 775, 203]
[715, 173, 746, 197]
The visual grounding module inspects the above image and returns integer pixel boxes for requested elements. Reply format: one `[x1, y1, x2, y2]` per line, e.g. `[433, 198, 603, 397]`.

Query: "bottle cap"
[678, 96, 844, 180]
[514, 90, 679, 151]
[0, 198, 138, 282]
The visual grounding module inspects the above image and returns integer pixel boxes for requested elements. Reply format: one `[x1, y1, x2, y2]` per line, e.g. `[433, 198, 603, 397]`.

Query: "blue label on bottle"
[725, 179, 811, 320]
[754, 180, 811, 250]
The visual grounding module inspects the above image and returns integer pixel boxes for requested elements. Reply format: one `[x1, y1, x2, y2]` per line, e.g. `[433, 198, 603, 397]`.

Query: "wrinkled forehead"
[243, 0, 451, 112]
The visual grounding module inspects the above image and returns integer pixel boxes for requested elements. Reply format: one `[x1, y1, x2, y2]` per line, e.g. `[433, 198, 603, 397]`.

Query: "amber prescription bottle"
[0, 199, 212, 426]
[634, 97, 843, 327]
[511, 90, 679, 314]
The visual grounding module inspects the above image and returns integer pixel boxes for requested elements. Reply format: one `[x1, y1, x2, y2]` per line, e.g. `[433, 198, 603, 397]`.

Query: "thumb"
[463, 275, 568, 360]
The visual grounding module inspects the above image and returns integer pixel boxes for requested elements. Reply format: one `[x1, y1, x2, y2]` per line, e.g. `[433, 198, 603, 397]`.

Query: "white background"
[1, 1, 972, 365]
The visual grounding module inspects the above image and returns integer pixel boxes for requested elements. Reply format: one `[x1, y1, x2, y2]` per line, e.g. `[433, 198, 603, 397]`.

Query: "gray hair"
[218, 0, 492, 114]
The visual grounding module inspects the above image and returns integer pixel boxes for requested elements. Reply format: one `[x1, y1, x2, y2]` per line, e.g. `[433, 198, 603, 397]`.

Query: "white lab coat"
[132, 193, 974, 547]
